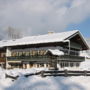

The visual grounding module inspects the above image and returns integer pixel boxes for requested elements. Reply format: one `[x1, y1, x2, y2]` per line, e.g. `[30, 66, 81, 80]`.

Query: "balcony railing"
[57, 55, 85, 62]
[0, 57, 6, 62]
[7, 55, 85, 62]
[60, 48, 79, 56]
[7, 55, 51, 63]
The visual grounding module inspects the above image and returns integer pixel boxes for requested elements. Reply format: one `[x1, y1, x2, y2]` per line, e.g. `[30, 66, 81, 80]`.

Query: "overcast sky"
[0, 0, 90, 38]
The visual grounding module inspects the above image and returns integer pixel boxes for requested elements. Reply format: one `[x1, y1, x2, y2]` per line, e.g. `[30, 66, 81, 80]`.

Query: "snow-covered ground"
[0, 60, 90, 90]
[4, 75, 90, 90]
[80, 59, 90, 70]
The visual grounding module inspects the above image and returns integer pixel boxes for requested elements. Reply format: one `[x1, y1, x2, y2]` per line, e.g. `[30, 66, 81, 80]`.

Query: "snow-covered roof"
[47, 49, 64, 56]
[0, 30, 79, 48]
[0, 30, 89, 50]
[86, 38, 90, 48]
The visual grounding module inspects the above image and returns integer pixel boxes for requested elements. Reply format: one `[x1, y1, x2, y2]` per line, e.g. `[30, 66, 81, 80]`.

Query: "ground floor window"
[70, 62, 74, 67]
[9, 63, 22, 68]
[36, 64, 44, 67]
[40, 64, 44, 67]
[59, 61, 80, 68]
[76, 62, 80, 67]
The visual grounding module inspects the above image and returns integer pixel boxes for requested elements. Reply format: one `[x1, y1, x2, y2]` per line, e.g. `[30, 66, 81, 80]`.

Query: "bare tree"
[6, 26, 23, 39]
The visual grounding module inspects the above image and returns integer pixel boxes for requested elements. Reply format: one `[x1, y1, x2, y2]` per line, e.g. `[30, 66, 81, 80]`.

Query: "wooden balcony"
[7, 55, 85, 63]
[7, 55, 50, 63]
[0, 57, 6, 63]
[57, 55, 85, 62]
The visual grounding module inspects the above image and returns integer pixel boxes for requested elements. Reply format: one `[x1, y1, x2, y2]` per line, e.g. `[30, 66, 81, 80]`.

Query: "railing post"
[84, 70, 87, 76]
[64, 69, 68, 77]
[41, 71, 45, 77]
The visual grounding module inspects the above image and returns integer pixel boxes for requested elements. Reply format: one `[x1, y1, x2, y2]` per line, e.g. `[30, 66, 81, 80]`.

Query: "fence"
[5, 70, 90, 80]
[40, 70, 90, 77]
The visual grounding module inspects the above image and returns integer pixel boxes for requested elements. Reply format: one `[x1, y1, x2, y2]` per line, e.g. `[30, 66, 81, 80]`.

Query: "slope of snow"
[5, 67, 48, 76]
[47, 49, 64, 56]
[80, 59, 90, 70]
[6, 76, 90, 90]
[0, 66, 90, 90]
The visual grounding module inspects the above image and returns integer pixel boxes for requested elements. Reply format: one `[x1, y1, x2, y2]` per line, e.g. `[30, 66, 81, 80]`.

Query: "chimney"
[48, 31, 54, 34]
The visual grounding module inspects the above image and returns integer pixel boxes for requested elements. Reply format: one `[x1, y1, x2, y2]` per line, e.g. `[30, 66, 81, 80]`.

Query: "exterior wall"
[5, 41, 84, 69]
[20, 63, 49, 69]
[6, 47, 12, 57]
[8, 60, 81, 70]
[0, 62, 5, 68]
[10, 45, 80, 58]
[70, 41, 82, 50]
[5, 47, 12, 69]
[0, 53, 6, 68]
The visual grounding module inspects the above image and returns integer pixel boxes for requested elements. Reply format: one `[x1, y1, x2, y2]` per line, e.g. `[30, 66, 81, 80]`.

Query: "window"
[60, 62, 72, 68]
[32, 50, 36, 56]
[29, 50, 37, 56]
[16, 52, 19, 56]
[39, 64, 44, 67]
[18, 52, 23, 56]
[46, 64, 49, 67]
[29, 50, 33, 56]
[22, 52, 26, 56]
[70, 62, 74, 67]
[60, 62, 64, 68]
[11, 49, 46, 57]
[76, 62, 80, 67]
[1, 53, 6, 57]
[65, 62, 68, 67]
[37, 64, 39, 67]
[38, 50, 46, 56]
[11, 51, 19, 56]
[11, 52, 17, 56]
[26, 52, 30, 56]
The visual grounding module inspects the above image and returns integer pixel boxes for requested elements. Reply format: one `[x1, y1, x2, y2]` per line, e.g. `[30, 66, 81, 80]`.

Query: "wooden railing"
[0, 57, 6, 62]
[7, 55, 85, 62]
[57, 55, 85, 62]
[7, 55, 49, 60]
[7, 55, 51, 63]
[40, 70, 90, 77]
[5, 70, 90, 79]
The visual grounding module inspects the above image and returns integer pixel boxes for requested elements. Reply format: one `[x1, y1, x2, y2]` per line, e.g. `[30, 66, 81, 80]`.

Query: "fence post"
[84, 70, 87, 76]
[41, 71, 44, 77]
[64, 69, 68, 77]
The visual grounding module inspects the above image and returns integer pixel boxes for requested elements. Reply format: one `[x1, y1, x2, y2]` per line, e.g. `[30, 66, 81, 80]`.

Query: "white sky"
[0, 0, 90, 38]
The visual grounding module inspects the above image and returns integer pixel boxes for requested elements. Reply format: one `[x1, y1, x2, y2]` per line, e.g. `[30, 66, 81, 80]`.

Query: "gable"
[65, 31, 89, 50]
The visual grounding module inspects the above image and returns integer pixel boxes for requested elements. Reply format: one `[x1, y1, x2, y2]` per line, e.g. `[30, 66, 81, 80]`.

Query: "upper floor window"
[11, 49, 47, 57]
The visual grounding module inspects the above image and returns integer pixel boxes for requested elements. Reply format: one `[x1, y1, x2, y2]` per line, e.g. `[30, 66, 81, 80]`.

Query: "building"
[80, 38, 90, 59]
[0, 30, 89, 69]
